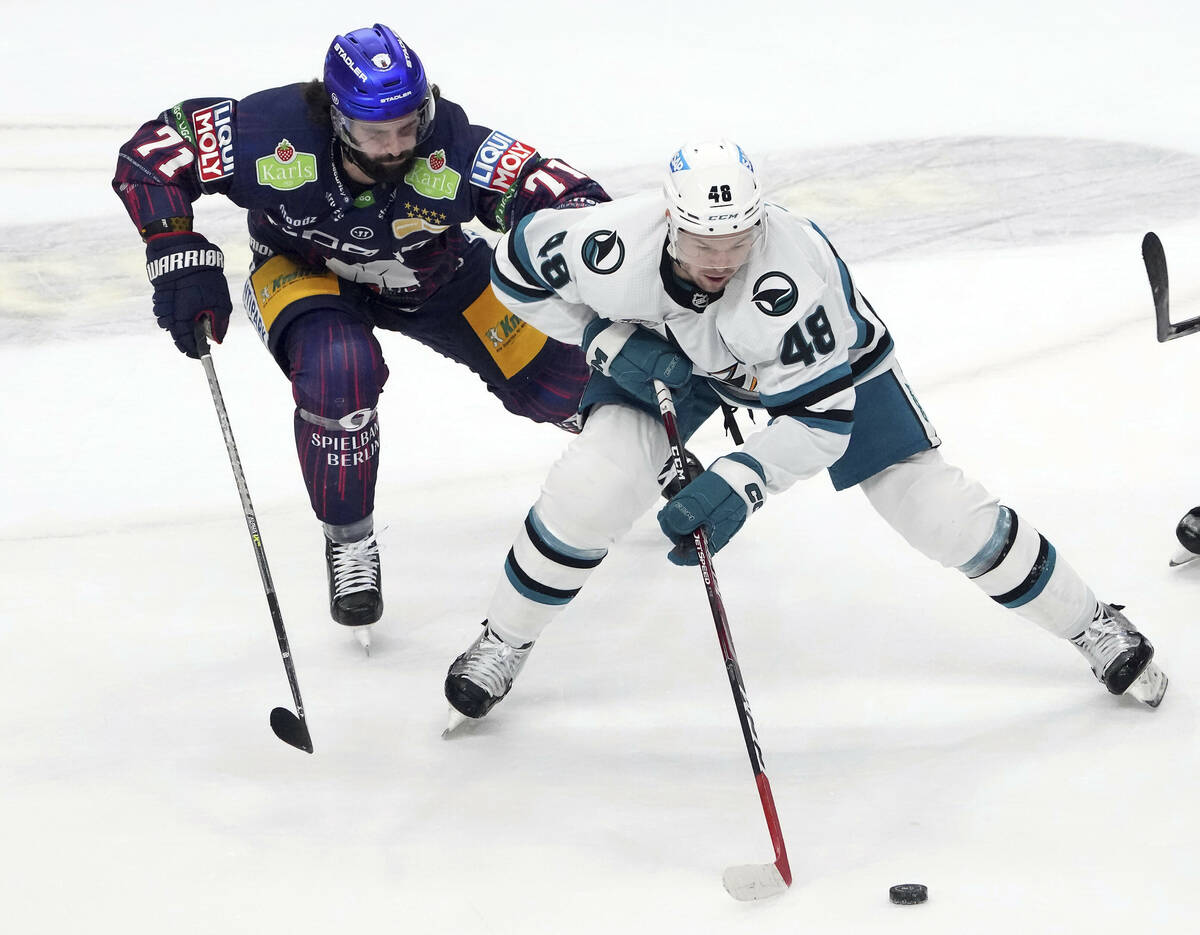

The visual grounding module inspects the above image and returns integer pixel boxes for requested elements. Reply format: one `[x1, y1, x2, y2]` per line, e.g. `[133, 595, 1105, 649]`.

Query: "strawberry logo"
[276, 139, 295, 163]
[428, 149, 446, 172]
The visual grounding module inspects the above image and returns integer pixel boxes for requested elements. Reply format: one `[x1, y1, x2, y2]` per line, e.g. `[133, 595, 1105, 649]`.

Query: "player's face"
[347, 113, 422, 161]
[673, 227, 760, 291]
[339, 112, 423, 183]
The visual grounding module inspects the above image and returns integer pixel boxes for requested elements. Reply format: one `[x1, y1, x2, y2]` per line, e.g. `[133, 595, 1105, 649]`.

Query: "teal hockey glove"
[657, 454, 767, 565]
[582, 318, 691, 404]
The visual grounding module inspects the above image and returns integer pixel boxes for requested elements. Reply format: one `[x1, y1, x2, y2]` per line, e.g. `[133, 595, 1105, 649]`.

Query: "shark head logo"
[581, 229, 625, 275]
[751, 272, 798, 316]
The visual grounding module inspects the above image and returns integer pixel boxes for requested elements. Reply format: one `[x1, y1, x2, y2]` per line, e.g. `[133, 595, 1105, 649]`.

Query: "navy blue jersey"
[113, 83, 608, 309]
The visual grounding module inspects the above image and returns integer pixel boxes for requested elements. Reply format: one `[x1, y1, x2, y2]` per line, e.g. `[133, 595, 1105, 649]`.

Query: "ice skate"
[1070, 603, 1167, 707]
[1170, 507, 1200, 567]
[325, 530, 383, 649]
[443, 622, 533, 732]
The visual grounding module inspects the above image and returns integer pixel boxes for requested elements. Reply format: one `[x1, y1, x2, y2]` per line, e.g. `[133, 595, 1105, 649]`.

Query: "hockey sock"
[295, 407, 380, 528]
[958, 506, 1094, 638]
[486, 507, 608, 646]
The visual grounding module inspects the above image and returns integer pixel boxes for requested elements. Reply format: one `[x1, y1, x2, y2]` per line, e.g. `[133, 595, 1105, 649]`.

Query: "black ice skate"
[443, 622, 533, 734]
[1070, 603, 1167, 707]
[1170, 506, 1200, 567]
[325, 530, 383, 651]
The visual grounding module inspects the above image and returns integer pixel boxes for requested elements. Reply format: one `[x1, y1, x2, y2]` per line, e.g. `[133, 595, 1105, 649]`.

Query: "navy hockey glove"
[145, 233, 232, 358]
[582, 318, 692, 404]
[657, 454, 767, 565]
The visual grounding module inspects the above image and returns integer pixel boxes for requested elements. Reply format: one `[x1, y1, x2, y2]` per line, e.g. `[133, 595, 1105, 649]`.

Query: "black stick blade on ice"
[1145, 232, 1200, 342]
[271, 707, 313, 754]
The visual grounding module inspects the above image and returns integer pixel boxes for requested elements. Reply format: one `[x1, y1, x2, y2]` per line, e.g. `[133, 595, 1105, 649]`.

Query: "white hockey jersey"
[491, 190, 895, 493]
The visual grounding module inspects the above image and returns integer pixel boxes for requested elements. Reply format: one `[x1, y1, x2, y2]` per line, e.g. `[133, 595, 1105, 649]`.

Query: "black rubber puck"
[889, 883, 928, 905]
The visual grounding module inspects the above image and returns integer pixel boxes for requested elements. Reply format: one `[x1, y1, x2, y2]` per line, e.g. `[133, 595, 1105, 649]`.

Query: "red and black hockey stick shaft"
[653, 380, 791, 897]
[195, 320, 313, 754]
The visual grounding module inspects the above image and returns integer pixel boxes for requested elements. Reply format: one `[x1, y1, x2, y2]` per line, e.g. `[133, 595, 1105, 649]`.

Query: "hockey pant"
[486, 407, 1097, 646]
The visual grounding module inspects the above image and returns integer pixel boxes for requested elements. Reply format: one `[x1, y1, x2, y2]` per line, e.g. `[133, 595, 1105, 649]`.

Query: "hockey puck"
[889, 883, 928, 905]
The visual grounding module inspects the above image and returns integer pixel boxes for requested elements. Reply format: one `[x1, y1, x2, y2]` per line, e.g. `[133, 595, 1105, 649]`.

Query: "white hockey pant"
[486, 404, 667, 646]
[858, 448, 1095, 638]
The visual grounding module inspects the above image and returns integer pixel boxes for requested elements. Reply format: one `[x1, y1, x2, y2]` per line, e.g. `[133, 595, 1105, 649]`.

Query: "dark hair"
[303, 78, 442, 130]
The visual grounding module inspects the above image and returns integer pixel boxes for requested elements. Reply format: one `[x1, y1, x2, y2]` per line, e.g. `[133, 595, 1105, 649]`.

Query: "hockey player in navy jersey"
[113, 24, 606, 644]
[443, 139, 1168, 726]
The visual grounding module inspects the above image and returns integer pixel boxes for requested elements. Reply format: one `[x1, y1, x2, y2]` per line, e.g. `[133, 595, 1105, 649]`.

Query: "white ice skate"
[1070, 603, 1166, 707]
[443, 622, 533, 736]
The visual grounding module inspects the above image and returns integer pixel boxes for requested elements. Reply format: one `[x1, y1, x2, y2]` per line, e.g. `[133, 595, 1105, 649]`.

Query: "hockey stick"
[194, 320, 313, 754]
[1144, 231, 1200, 342]
[653, 379, 792, 901]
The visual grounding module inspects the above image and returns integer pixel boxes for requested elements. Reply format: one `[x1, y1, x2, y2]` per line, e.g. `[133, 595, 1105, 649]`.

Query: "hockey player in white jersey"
[443, 140, 1168, 726]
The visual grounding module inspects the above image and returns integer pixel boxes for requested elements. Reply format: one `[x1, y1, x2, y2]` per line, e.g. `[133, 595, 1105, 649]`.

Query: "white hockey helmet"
[663, 139, 765, 265]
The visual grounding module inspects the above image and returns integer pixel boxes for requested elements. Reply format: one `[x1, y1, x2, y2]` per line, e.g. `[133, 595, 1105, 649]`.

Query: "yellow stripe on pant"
[461, 285, 547, 379]
[247, 256, 344, 338]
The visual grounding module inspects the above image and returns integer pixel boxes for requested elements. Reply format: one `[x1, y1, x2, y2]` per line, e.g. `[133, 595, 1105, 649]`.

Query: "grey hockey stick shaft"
[653, 379, 791, 900]
[194, 320, 313, 754]
[1145, 231, 1200, 342]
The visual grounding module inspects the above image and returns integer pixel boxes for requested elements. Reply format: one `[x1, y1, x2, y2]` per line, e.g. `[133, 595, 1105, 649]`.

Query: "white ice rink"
[2, 2, 1199, 932]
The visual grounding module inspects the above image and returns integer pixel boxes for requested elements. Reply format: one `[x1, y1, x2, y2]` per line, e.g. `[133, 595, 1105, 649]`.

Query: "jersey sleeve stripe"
[491, 253, 552, 303]
[508, 214, 556, 292]
[808, 220, 873, 349]
[759, 363, 852, 409]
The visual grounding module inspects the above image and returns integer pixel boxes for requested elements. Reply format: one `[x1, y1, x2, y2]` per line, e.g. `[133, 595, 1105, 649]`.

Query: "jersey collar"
[659, 239, 724, 312]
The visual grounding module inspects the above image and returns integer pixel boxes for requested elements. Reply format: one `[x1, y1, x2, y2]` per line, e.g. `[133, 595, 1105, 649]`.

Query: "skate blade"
[1169, 547, 1198, 568]
[353, 625, 373, 655]
[1126, 662, 1168, 707]
[441, 706, 475, 739]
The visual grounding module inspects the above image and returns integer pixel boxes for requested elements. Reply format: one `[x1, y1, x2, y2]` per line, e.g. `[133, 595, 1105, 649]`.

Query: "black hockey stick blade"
[1145, 232, 1200, 342]
[270, 707, 314, 754]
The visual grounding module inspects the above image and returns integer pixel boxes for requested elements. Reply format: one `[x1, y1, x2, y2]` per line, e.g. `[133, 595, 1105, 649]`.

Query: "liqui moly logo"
[192, 101, 235, 183]
[469, 130, 536, 193]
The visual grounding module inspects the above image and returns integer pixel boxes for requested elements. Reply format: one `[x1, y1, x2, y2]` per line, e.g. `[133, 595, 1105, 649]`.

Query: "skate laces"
[453, 628, 531, 697]
[329, 533, 381, 598]
[1071, 603, 1141, 673]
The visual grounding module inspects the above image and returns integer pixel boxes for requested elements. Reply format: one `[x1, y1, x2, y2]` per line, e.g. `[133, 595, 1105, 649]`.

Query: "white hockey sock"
[486, 508, 608, 646]
[958, 506, 1095, 638]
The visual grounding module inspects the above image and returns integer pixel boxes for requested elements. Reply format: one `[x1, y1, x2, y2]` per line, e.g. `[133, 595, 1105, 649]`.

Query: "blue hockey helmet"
[324, 24, 436, 148]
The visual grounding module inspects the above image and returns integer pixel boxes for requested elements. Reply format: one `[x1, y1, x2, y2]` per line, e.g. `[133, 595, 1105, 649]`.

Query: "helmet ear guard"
[663, 140, 766, 260]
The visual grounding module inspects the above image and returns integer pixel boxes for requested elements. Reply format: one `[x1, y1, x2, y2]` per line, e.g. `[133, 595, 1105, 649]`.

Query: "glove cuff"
[145, 234, 225, 284]
[581, 318, 635, 375]
[709, 453, 768, 516]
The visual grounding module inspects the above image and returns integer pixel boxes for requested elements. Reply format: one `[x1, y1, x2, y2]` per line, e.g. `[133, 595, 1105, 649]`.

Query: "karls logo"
[192, 101, 235, 183]
[581, 230, 625, 274]
[751, 271, 799, 316]
[256, 139, 318, 191]
[404, 149, 461, 200]
[334, 42, 368, 82]
[470, 130, 535, 193]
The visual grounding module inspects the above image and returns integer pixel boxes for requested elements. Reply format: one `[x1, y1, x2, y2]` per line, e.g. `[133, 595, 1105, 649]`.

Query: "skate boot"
[1070, 603, 1167, 707]
[1170, 506, 1200, 567]
[445, 622, 534, 722]
[325, 530, 383, 628]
